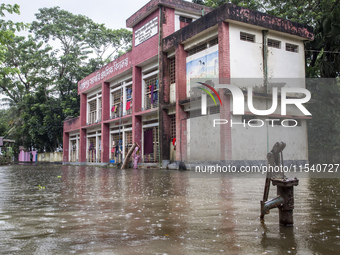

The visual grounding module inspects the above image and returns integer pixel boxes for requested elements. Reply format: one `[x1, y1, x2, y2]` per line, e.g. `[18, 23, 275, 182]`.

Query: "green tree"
[0, 3, 25, 43]
[192, 0, 340, 24]
[193, 0, 340, 155]
[307, 80, 340, 151]
[0, 109, 9, 136]
[1, 7, 132, 152]
[192, 0, 264, 9]
[30, 7, 132, 118]
[306, 5, 340, 78]
[1, 36, 53, 104]
[21, 86, 63, 152]
[0, 4, 27, 79]
[86, 25, 132, 69]
[261, 0, 340, 26]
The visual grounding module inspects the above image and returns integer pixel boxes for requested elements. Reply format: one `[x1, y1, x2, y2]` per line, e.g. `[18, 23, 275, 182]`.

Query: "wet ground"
[0, 164, 339, 254]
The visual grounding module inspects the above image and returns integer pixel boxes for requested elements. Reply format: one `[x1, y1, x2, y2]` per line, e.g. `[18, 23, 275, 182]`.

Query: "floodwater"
[0, 165, 339, 254]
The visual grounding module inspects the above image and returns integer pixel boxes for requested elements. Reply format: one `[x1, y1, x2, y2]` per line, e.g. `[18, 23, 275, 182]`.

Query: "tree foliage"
[192, 0, 263, 9]
[0, 6, 132, 152]
[0, 3, 26, 43]
[193, 0, 340, 152]
[307, 80, 340, 150]
[0, 4, 27, 80]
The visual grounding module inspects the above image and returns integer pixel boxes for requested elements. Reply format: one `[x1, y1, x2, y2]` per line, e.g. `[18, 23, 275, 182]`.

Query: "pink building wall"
[19, 150, 37, 162]
[63, 117, 80, 132]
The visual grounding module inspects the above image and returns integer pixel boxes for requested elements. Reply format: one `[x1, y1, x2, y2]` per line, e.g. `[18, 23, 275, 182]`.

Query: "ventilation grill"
[286, 43, 298, 53]
[208, 37, 218, 47]
[240, 32, 255, 43]
[170, 115, 176, 140]
[210, 105, 220, 114]
[188, 43, 207, 56]
[169, 57, 176, 84]
[179, 16, 193, 23]
[268, 39, 281, 49]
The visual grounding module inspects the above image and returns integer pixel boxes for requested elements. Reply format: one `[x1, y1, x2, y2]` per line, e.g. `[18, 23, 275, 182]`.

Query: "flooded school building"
[63, 0, 313, 167]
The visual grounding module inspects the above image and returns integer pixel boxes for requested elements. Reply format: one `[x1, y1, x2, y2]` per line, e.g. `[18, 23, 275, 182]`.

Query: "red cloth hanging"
[126, 101, 131, 110]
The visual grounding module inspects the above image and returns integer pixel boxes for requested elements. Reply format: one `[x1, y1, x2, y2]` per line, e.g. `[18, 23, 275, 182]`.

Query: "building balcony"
[64, 116, 80, 132]
[87, 110, 102, 125]
[144, 91, 159, 110]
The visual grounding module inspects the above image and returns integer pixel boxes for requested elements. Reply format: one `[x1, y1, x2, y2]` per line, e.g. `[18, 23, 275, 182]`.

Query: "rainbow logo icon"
[195, 82, 222, 115]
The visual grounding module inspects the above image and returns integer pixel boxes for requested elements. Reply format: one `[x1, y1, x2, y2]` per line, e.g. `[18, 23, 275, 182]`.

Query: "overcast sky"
[3, 0, 191, 32]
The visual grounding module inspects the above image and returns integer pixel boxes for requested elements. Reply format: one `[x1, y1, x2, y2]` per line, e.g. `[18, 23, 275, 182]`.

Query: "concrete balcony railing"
[144, 92, 159, 110]
[63, 116, 80, 132]
[87, 110, 101, 125]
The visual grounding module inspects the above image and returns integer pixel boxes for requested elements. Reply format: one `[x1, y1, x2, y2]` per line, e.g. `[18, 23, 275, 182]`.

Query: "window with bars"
[87, 93, 101, 125]
[98, 137, 101, 163]
[210, 105, 220, 115]
[144, 74, 159, 110]
[124, 130, 133, 163]
[240, 32, 255, 43]
[143, 126, 159, 163]
[188, 43, 207, 56]
[169, 57, 176, 84]
[208, 37, 218, 47]
[111, 133, 123, 163]
[187, 37, 218, 56]
[70, 140, 77, 162]
[125, 86, 133, 115]
[189, 109, 201, 118]
[87, 137, 96, 162]
[286, 43, 298, 53]
[111, 90, 123, 119]
[268, 38, 281, 49]
[170, 115, 176, 140]
[179, 16, 192, 23]
[179, 16, 192, 29]
[88, 100, 97, 125]
[98, 97, 102, 122]
[189, 106, 220, 118]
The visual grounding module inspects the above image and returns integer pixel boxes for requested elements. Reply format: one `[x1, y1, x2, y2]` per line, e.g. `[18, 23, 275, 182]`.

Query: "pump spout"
[261, 196, 284, 219]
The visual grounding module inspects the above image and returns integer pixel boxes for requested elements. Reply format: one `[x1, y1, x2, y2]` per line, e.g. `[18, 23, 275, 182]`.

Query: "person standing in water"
[133, 146, 140, 169]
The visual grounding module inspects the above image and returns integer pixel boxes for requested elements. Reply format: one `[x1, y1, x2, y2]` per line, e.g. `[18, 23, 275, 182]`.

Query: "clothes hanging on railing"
[126, 101, 131, 110]
[153, 91, 158, 102]
[150, 85, 154, 104]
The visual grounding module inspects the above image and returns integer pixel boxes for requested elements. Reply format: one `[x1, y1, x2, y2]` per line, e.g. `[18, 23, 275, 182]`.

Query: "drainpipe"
[262, 30, 269, 153]
[157, 5, 163, 168]
[262, 30, 268, 83]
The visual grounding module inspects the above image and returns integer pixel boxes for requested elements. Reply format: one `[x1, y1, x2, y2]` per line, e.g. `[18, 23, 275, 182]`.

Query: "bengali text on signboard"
[135, 17, 158, 46]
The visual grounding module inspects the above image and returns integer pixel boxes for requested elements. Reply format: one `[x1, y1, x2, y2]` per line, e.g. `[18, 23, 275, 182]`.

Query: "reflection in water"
[0, 165, 339, 254]
[307, 178, 340, 254]
[260, 223, 298, 255]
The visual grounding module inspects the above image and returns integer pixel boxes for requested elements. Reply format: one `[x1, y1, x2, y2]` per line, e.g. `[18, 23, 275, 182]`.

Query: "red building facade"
[63, 0, 313, 166]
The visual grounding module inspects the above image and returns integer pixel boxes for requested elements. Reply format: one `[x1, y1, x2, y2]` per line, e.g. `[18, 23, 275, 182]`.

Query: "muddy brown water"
[0, 164, 339, 254]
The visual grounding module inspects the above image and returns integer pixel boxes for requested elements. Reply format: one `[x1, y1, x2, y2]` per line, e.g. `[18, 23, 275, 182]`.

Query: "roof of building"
[163, 2, 314, 50]
[0, 137, 15, 146]
[126, 0, 213, 28]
